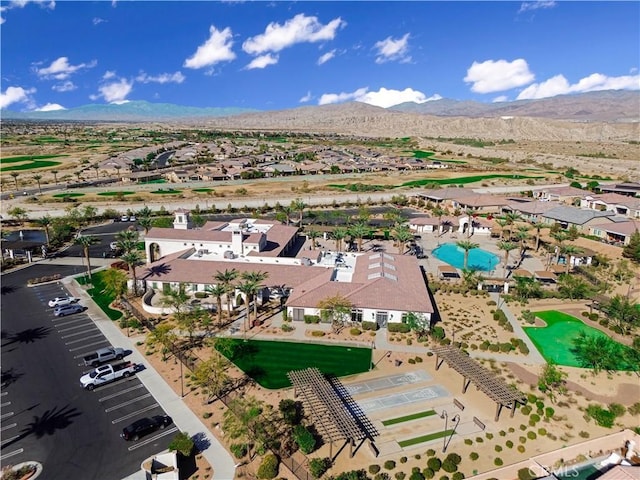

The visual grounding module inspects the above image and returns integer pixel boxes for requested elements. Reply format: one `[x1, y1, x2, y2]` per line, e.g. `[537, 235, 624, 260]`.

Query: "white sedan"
[48, 296, 78, 308]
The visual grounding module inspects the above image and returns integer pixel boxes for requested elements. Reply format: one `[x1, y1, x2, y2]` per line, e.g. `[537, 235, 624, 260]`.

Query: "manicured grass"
[0, 154, 65, 171]
[192, 188, 214, 193]
[398, 429, 454, 447]
[0, 154, 66, 164]
[217, 339, 372, 389]
[329, 174, 542, 191]
[76, 271, 123, 320]
[523, 310, 633, 369]
[382, 409, 437, 426]
[411, 150, 436, 159]
[139, 179, 167, 184]
[150, 189, 182, 194]
[52, 192, 85, 198]
[97, 191, 136, 196]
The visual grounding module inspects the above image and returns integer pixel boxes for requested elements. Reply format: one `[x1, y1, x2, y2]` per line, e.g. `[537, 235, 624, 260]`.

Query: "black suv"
[121, 415, 173, 441]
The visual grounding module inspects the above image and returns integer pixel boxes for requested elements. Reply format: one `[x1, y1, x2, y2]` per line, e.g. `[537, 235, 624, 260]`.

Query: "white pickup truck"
[80, 361, 138, 390]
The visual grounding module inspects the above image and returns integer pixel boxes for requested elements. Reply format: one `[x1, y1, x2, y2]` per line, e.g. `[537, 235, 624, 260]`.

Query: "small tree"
[403, 312, 430, 340]
[622, 230, 640, 263]
[317, 294, 353, 333]
[293, 424, 316, 454]
[168, 431, 194, 457]
[537, 362, 567, 402]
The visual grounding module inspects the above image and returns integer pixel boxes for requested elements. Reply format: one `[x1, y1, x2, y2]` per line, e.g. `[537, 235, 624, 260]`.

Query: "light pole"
[440, 410, 448, 453]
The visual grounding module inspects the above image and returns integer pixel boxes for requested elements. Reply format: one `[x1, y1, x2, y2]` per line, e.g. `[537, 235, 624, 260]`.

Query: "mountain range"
[2, 90, 638, 123]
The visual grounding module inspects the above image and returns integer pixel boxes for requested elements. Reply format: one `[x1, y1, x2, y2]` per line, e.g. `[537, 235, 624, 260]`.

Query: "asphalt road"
[0, 264, 174, 479]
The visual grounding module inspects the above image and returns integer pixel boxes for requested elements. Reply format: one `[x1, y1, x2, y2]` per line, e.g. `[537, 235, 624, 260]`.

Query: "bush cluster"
[27, 273, 62, 285]
[387, 323, 411, 333]
[257, 453, 279, 480]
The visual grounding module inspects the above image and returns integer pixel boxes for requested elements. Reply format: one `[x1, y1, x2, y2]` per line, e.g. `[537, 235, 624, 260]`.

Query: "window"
[292, 308, 305, 322]
[351, 309, 363, 323]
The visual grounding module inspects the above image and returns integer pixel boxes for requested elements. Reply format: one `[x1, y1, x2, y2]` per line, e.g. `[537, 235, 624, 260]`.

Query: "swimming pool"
[432, 242, 499, 271]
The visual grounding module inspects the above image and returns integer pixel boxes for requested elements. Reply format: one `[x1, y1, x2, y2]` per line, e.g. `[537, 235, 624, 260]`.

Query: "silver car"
[54, 304, 85, 317]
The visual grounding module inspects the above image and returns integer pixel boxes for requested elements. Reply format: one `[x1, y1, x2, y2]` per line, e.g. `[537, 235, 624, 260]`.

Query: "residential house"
[540, 205, 616, 232]
[533, 185, 588, 204]
[599, 182, 640, 197]
[580, 193, 640, 218]
[589, 219, 640, 246]
[504, 199, 558, 223]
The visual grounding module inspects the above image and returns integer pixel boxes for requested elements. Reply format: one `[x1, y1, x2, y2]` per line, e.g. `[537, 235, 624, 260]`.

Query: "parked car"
[120, 215, 129, 222]
[83, 347, 125, 367]
[48, 296, 78, 308]
[81, 361, 138, 390]
[129, 215, 137, 222]
[121, 415, 173, 441]
[54, 304, 85, 317]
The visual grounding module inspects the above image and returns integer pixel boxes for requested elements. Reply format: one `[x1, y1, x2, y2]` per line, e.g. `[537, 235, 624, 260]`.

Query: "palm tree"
[503, 212, 522, 241]
[290, 198, 306, 226]
[237, 279, 258, 332]
[205, 284, 227, 327]
[37, 215, 52, 245]
[497, 241, 518, 280]
[242, 271, 269, 320]
[92, 164, 100, 180]
[533, 221, 543, 251]
[214, 268, 239, 318]
[10, 172, 19, 191]
[515, 224, 531, 257]
[33, 174, 43, 194]
[116, 229, 139, 253]
[432, 206, 446, 239]
[306, 229, 321, 249]
[456, 240, 479, 270]
[138, 216, 153, 235]
[332, 226, 348, 252]
[495, 218, 509, 241]
[74, 234, 100, 281]
[551, 231, 568, 266]
[51, 170, 59, 184]
[348, 222, 370, 252]
[560, 244, 583, 274]
[392, 225, 414, 255]
[383, 209, 406, 228]
[121, 250, 142, 295]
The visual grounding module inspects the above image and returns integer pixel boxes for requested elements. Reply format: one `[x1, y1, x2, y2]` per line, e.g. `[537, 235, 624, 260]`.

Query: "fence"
[119, 296, 313, 480]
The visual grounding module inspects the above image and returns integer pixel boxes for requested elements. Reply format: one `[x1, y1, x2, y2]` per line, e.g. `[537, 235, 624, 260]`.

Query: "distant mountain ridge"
[0, 100, 258, 121]
[389, 90, 639, 123]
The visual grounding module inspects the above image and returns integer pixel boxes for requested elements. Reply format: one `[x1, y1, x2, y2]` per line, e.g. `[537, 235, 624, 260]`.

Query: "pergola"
[287, 368, 378, 459]
[433, 346, 527, 421]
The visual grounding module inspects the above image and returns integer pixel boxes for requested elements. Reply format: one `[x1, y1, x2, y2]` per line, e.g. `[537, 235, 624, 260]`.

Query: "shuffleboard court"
[344, 371, 431, 396]
[357, 385, 450, 413]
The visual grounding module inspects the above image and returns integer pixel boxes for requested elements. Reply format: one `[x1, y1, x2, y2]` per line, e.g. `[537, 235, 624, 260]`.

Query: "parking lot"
[1, 266, 176, 479]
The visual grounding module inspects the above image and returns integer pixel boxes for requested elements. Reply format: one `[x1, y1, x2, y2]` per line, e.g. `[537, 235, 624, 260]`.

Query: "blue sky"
[1, 1, 639, 112]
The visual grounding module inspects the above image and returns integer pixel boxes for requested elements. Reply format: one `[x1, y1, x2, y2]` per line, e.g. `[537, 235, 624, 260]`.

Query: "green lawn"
[217, 339, 372, 389]
[52, 192, 85, 198]
[192, 188, 214, 193]
[97, 191, 136, 196]
[523, 310, 633, 369]
[150, 189, 182, 194]
[75, 271, 123, 320]
[382, 409, 437, 426]
[329, 174, 542, 191]
[398, 429, 454, 447]
[0, 154, 65, 171]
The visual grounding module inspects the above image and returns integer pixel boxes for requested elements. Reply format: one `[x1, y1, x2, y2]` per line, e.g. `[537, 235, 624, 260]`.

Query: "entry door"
[375, 311, 388, 328]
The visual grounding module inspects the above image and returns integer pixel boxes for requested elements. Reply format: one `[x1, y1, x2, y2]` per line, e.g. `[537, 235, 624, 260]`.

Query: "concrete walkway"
[63, 277, 237, 480]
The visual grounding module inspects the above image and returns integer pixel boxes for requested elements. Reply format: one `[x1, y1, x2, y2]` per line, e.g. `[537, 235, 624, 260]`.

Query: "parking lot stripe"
[0, 435, 21, 447]
[69, 340, 109, 352]
[61, 328, 99, 339]
[0, 448, 23, 461]
[104, 394, 152, 412]
[112, 404, 160, 424]
[54, 317, 89, 327]
[65, 333, 104, 345]
[127, 427, 179, 451]
[0, 392, 7, 397]
[1, 401, 10, 408]
[58, 323, 95, 333]
[90, 377, 137, 391]
[0, 423, 17, 432]
[0, 412, 14, 420]
[98, 384, 145, 402]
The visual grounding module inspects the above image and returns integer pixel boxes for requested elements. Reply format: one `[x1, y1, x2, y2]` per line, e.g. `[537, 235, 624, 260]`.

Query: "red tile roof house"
[409, 215, 492, 236]
[589, 219, 640, 246]
[141, 210, 434, 328]
[580, 193, 640, 219]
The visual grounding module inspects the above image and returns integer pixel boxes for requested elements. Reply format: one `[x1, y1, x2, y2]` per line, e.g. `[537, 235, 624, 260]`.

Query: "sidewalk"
[64, 277, 237, 480]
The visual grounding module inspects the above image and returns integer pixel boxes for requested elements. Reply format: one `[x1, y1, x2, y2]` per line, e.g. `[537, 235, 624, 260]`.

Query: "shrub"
[579, 431, 590, 438]
[521, 405, 532, 415]
[426, 449, 436, 457]
[609, 403, 626, 418]
[544, 407, 555, 418]
[294, 425, 316, 453]
[452, 473, 464, 480]
[304, 315, 320, 324]
[281, 323, 295, 332]
[495, 445, 502, 452]
[427, 457, 442, 472]
[168, 431, 194, 456]
[441, 459, 457, 473]
[375, 473, 391, 480]
[408, 358, 416, 364]
[362, 321, 379, 331]
[527, 394, 538, 404]
[202, 412, 212, 419]
[257, 453, 279, 480]
[409, 472, 425, 480]
[388, 323, 411, 333]
[517, 445, 526, 453]
[494, 458, 503, 466]
[444, 454, 461, 466]
[415, 356, 423, 363]
[311, 330, 325, 337]
[396, 473, 407, 480]
[506, 440, 514, 449]
[464, 439, 473, 445]
[422, 469, 434, 480]
[519, 437, 527, 444]
[384, 461, 396, 470]
[470, 452, 479, 460]
[369, 465, 381, 475]
[629, 402, 640, 416]
[194, 291, 209, 299]
[485, 433, 494, 440]
[517, 467, 537, 480]
[400, 457, 408, 464]
[538, 428, 547, 436]
[309, 458, 332, 479]
[350, 328, 362, 336]
[585, 404, 616, 428]
[529, 414, 541, 424]
[527, 431, 537, 440]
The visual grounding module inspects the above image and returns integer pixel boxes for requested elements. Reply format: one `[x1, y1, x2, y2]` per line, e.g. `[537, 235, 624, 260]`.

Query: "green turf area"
[398, 429, 454, 447]
[150, 189, 182, 194]
[217, 339, 372, 389]
[1, 154, 66, 172]
[192, 188, 214, 193]
[52, 192, 85, 198]
[139, 179, 167, 184]
[382, 410, 437, 426]
[523, 311, 633, 369]
[75, 271, 123, 320]
[97, 191, 136, 196]
[411, 150, 436, 159]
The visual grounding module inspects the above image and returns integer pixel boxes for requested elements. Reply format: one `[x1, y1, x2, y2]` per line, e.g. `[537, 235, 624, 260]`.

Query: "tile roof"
[542, 206, 615, 225]
[591, 219, 640, 235]
[505, 200, 557, 215]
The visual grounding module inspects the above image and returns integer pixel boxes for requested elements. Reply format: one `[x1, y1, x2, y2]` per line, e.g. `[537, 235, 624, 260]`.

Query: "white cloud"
[245, 54, 279, 70]
[373, 33, 411, 64]
[103, 70, 116, 80]
[92, 17, 106, 25]
[93, 77, 133, 103]
[464, 58, 535, 93]
[318, 86, 438, 108]
[36, 102, 65, 111]
[136, 71, 185, 84]
[184, 25, 236, 70]
[1, 0, 53, 23]
[299, 91, 312, 103]
[36, 57, 97, 80]
[52, 80, 76, 92]
[0, 86, 36, 109]
[242, 14, 346, 56]
[518, 1, 556, 13]
[517, 73, 640, 100]
[317, 50, 336, 65]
